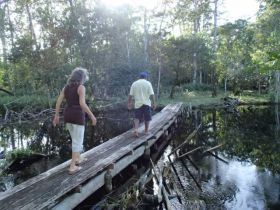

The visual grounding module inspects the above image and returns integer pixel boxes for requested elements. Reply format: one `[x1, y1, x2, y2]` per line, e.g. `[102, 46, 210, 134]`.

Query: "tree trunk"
[156, 6, 166, 100]
[275, 104, 279, 135]
[0, 5, 7, 64]
[143, 9, 149, 67]
[170, 68, 179, 99]
[156, 54, 162, 100]
[258, 79, 261, 95]
[0, 29, 7, 65]
[170, 85, 175, 99]
[275, 71, 280, 103]
[7, 3, 15, 49]
[192, 0, 199, 85]
[125, 32, 131, 68]
[192, 52, 197, 85]
[25, 3, 37, 47]
[212, 0, 219, 97]
[224, 77, 227, 93]
[11, 126, 15, 150]
[257, 67, 261, 95]
[213, 0, 218, 50]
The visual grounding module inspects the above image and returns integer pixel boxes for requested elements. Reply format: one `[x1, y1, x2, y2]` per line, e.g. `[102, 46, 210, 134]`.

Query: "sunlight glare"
[100, 0, 158, 9]
[221, 0, 259, 23]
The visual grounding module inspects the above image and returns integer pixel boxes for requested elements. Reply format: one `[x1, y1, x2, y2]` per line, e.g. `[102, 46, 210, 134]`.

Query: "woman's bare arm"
[78, 85, 97, 126]
[53, 87, 65, 126]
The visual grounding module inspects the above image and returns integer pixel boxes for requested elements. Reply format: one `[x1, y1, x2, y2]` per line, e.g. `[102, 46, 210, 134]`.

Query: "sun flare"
[99, 0, 159, 9]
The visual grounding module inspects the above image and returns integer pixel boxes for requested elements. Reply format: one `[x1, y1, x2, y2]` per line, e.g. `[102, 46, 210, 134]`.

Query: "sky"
[221, 0, 260, 24]
[100, 0, 260, 24]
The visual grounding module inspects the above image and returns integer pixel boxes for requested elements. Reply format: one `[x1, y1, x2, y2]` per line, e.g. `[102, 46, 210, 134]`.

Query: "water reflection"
[1, 104, 280, 209]
[0, 108, 133, 190]
[199, 155, 279, 210]
[170, 105, 280, 209]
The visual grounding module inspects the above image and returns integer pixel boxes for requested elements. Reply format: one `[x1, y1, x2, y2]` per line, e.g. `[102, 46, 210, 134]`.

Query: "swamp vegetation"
[0, 0, 280, 209]
[0, 103, 280, 210]
[82, 104, 280, 210]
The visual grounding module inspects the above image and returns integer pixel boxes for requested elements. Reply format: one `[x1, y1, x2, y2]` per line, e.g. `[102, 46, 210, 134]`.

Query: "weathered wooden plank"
[168, 123, 201, 158]
[0, 103, 183, 210]
[0, 108, 172, 203]
[0, 104, 181, 209]
[53, 144, 147, 209]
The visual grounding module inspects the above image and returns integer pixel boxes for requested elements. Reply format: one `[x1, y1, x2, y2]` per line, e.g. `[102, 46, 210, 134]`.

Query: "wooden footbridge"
[0, 103, 183, 210]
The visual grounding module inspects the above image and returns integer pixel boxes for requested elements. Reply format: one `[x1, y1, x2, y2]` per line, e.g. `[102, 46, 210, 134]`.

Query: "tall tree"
[211, 0, 219, 96]
[174, 0, 212, 85]
[0, 4, 7, 64]
[254, 0, 280, 100]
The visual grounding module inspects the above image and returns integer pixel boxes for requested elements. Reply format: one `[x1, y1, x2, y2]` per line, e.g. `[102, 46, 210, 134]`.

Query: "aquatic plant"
[5, 148, 33, 162]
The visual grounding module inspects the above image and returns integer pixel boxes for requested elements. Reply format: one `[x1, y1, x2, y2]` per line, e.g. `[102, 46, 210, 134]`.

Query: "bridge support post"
[174, 118, 178, 128]
[164, 130, 169, 138]
[104, 164, 114, 192]
[131, 164, 138, 173]
[144, 146, 150, 160]
[143, 147, 151, 167]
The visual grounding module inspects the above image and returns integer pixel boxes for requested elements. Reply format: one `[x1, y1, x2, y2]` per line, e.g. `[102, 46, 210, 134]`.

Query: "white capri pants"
[66, 123, 85, 153]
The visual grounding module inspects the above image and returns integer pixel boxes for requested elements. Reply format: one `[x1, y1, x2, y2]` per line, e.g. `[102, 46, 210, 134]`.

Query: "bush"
[181, 83, 213, 91]
[0, 95, 54, 115]
[5, 148, 33, 162]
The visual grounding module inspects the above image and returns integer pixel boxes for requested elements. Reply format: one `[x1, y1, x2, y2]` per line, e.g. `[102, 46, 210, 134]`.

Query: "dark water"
[1, 105, 280, 210]
[0, 107, 133, 191]
[161, 105, 280, 210]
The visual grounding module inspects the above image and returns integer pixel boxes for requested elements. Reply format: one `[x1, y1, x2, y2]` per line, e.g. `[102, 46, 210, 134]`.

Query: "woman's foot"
[133, 130, 139, 137]
[145, 131, 152, 135]
[68, 165, 82, 175]
[75, 157, 88, 166]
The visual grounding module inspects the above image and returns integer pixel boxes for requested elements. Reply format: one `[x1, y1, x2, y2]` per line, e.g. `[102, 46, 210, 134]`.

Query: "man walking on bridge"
[128, 71, 156, 137]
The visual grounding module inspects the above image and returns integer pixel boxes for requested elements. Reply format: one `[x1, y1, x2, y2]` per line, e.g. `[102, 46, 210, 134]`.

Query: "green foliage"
[0, 0, 278, 104]
[181, 83, 213, 91]
[248, 0, 280, 84]
[174, 0, 212, 33]
[5, 148, 33, 162]
[0, 95, 53, 114]
[161, 34, 213, 86]
[202, 105, 280, 174]
[158, 89, 269, 107]
[216, 20, 255, 85]
[102, 184, 139, 209]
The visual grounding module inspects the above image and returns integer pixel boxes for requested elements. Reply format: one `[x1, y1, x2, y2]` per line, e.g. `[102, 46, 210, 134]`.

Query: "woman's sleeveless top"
[63, 84, 85, 125]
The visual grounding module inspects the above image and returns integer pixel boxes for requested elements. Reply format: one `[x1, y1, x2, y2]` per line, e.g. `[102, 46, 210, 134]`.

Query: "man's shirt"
[129, 79, 154, 109]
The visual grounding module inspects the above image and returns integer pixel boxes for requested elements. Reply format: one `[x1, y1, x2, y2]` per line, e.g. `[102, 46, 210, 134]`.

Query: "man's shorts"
[134, 105, 152, 122]
[66, 123, 85, 152]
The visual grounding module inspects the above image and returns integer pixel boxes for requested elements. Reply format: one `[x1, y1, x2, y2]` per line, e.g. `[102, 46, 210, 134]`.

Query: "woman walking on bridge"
[53, 67, 97, 174]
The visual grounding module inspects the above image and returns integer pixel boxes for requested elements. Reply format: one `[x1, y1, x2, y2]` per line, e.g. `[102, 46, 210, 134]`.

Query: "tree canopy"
[0, 0, 278, 99]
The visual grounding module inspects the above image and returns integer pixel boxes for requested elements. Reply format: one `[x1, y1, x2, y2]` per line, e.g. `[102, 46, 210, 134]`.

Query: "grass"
[238, 94, 270, 104]
[0, 90, 272, 115]
[157, 90, 271, 107]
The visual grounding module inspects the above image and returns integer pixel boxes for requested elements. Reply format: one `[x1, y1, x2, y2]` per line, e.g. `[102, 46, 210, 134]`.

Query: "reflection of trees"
[1, 124, 34, 151]
[275, 104, 280, 139]
[200, 106, 280, 174]
[0, 108, 133, 160]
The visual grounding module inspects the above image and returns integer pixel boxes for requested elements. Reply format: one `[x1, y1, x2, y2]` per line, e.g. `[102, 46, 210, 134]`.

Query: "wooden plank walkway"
[0, 103, 183, 210]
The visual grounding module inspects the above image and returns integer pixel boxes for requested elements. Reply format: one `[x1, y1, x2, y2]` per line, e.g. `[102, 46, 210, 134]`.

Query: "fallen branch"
[150, 158, 173, 210]
[168, 124, 202, 158]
